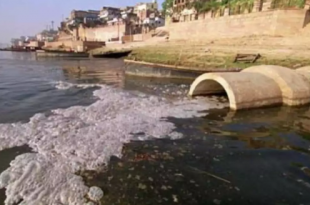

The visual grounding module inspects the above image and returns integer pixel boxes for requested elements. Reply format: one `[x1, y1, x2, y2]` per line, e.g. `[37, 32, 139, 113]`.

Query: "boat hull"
[35, 50, 89, 58]
[92, 50, 132, 58]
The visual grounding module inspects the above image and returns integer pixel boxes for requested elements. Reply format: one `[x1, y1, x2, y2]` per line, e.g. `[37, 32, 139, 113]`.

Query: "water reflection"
[0, 51, 35, 61]
[81, 106, 310, 205]
[124, 75, 193, 98]
[200, 107, 310, 150]
[294, 108, 310, 134]
[61, 62, 194, 98]
[61, 60, 125, 88]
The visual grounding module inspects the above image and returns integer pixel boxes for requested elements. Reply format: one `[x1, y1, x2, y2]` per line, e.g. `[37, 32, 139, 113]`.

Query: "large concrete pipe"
[243, 65, 310, 106]
[188, 72, 282, 110]
[296, 66, 310, 82]
[297, 66, 310, 73]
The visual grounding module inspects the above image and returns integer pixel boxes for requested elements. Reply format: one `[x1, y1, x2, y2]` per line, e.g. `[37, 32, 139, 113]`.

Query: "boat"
[35, 50, 89, 58]
[0, 48, 33, 52]
[91, 49, 132, 58]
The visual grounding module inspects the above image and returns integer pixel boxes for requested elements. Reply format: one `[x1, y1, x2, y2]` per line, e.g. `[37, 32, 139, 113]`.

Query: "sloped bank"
[189, 65, 310, 110]
[125, 46, 247, 79]
[124, 43, 310, 79]
[124, 59, 241, 79]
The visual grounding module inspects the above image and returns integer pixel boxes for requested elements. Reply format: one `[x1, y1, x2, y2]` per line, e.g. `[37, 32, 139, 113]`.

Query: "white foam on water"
[0, 84, 227, 205]
[52, 81, 101, 90]
[0, 154, 88, 205]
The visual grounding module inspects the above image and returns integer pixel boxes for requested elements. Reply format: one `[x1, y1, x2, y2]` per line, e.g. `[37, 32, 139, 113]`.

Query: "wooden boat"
[35, 50, 89, 58]
[0, 48, 33, 52]
[91, 49, 132, 58]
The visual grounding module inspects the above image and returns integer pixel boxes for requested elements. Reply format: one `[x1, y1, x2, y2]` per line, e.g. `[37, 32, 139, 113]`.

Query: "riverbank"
[0, 48, 34, 52]
[124, 35, 310, 70]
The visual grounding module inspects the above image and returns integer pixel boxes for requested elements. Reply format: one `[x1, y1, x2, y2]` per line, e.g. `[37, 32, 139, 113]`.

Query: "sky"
[0, 0, 164, 44]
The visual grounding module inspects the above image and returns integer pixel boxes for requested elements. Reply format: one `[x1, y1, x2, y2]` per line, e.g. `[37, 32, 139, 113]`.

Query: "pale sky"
[0, 0, 163, 43]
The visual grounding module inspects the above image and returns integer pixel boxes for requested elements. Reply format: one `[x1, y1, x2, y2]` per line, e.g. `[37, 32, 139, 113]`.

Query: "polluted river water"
[0, 51, 310, 205]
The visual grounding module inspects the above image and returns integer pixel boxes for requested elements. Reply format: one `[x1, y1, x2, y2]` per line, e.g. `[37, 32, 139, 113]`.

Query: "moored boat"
[35, 50, 89, 58]
[91, 49, 132, 58]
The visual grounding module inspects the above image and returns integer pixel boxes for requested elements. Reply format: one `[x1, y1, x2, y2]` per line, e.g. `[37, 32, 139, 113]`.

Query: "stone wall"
[167, 9, 308, 40]
[122, 34, 145, 42]
[44, 40, 104, 51]
[44, 40, 75, 50]
[77, 24, 127, 42]
[273, 9, 309, 36]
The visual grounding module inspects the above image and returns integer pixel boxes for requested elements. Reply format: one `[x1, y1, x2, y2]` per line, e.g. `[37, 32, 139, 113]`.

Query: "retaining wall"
[44, 41, 104, 51]
[77, 25, 126, 42]
[167, 9, 308, 40]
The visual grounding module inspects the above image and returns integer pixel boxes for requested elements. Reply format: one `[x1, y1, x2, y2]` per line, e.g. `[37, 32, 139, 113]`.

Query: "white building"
[25, 36, 36, 42]
[136, 0, 158, 11]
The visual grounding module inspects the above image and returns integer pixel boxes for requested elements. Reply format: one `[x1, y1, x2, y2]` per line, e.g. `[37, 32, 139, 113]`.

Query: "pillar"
[224, 8, 230, 16]
[262, 0, 272, 11]
[206, 11, 212, 18]
[253, 0, 263, 12]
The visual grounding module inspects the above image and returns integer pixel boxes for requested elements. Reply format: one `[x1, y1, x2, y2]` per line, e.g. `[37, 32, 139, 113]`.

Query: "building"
[135, 0, 158, 21]
[173, 0, 190, 13]
[36, 30, 58, 42]
[18, 41, 25, 47]
[25, 41, 44, 51]
[99, 7, 121, 21]
[121, 7, 136, 20]
[172, 0, 210, 22]
[53, 1, 165, 44]
[135, 0, 158, 12]
[25, 36, 36, 42]
[65, 10, 102, 29]
[20, 36, 26, 42]
[11, 38, 19, 47]
[69, 10, 100, 25]
[11, 38, 25, 48]
[70, 10, 100, 20]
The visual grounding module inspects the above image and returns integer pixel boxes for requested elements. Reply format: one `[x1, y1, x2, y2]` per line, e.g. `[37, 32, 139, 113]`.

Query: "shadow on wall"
[189, 65, 310, 110]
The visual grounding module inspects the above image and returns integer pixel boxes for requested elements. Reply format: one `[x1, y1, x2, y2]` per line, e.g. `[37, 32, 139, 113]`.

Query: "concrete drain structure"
[189, 65, 310, 110]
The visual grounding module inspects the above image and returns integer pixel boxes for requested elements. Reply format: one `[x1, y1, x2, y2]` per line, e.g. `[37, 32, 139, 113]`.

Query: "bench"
[234, 53, 261, 63]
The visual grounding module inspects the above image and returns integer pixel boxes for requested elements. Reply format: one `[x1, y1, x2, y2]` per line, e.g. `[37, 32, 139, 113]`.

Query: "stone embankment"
[189, 66, 310, 110]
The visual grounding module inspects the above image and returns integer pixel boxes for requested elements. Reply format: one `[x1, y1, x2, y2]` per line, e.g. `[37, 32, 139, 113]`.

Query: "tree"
[162, 0, 174, 16]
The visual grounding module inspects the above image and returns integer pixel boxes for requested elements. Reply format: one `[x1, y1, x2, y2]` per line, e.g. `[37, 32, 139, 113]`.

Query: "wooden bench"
[234, 53, 261, 63]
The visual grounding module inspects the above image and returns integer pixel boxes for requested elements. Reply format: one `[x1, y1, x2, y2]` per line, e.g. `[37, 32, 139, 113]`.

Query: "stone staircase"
[141, 28, 169, 43]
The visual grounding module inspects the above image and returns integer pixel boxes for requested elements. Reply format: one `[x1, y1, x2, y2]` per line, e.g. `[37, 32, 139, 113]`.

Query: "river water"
[0, 51, 310, 205]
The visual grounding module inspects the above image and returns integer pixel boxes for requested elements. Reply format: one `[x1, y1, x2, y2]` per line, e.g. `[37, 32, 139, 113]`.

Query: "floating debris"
[172, 195, 178, 203]
[88, 186, 104, 201]
[188, 166, 231, 184]
[138, 183, 147, 190]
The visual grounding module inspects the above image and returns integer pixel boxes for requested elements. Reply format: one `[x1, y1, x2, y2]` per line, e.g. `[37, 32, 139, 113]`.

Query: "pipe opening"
[191, 79, 228, 97]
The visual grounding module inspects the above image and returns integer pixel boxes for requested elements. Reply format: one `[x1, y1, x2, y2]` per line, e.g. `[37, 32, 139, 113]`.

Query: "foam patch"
[0, 84, 227, 204]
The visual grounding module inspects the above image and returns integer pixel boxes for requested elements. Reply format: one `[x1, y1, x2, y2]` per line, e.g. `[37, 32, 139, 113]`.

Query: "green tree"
[162, 0, 174, 15]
